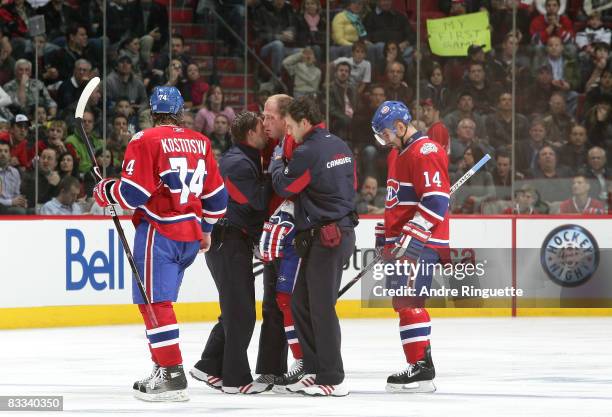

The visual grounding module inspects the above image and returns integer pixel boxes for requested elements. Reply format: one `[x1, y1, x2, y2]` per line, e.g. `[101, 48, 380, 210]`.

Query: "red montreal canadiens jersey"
[384, 133, 450, 249]
[112, 125, 227, 242]
[559, 197, 605, 214]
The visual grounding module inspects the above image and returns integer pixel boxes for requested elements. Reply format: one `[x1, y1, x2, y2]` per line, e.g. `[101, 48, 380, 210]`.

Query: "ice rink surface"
[2, 317, 611, 417]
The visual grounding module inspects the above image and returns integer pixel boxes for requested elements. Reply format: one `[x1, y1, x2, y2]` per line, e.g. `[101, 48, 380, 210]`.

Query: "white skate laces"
[392, 364, 415, 378]
[147, 366, 166, 389]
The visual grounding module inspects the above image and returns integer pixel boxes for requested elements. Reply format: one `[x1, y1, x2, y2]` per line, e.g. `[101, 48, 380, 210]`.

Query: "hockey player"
[254, 94, 304, 389]
[93, 86, 228, 401]
[268, 96, 357, 397]
[259, 153, 305, 392]
[371, 100, 450, 393]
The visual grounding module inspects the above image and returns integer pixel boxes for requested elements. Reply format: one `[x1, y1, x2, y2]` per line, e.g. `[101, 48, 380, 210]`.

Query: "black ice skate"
[385, 346, 436, 393]
[272, 359, 304, 393]
[132, 363, 159, 391]
[135, 364, 189, 402]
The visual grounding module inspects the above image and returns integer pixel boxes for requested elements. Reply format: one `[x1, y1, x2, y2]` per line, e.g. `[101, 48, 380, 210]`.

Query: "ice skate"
[132, 363, 159, 391]
[385, 346, 436, 393]
[189, 367, 223, 391]
[300, 382, 349, 397]
[273, 359, 304, 393]
[286, 373, 316, 393]
[134, 364, 189, 402]
[222, 381, 272, 394]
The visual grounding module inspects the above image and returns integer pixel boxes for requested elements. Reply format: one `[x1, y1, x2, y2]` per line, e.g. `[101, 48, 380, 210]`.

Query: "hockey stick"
[338, 153, 492, 298]
[75, 77, 158, 327]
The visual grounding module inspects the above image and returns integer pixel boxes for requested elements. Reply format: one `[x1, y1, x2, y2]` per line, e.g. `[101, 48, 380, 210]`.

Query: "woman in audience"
[331, 0, 372, 60]
[194, 85, 236, 135]
[58, 152, 80, 179]
[184, 63, 209, 109]
[295, 0, 327, 60]
[420, 62, 450, 113]
[44, 120, 77, 161]
[374, 41, 405, 83]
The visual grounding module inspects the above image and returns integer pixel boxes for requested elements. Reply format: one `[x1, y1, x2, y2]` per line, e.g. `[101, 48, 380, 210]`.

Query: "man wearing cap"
[106, 55, 148, 112]
[9, 114, 34, 170]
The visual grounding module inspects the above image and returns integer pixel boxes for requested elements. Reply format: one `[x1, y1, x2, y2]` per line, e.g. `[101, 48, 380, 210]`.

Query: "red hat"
[0, 131, 10, 143]
[420, 98, 435, 107]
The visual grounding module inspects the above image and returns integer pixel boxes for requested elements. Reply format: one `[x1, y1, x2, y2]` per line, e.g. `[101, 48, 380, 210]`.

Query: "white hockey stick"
[75, 77, 158, 326]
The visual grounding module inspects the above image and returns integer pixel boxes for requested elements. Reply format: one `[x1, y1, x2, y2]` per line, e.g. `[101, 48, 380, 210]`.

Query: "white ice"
[1, 318, 611, 417]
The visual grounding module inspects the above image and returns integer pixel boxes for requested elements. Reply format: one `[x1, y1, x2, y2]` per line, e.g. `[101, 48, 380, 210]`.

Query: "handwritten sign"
[427, 12, 491, 57]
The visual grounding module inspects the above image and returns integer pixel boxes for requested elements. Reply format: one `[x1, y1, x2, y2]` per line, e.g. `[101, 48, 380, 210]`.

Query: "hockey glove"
[389, 221, 431, 261]
[260, 206, 295, 262]
[375, 222, 385, 253]
[93, 178, 118, 207]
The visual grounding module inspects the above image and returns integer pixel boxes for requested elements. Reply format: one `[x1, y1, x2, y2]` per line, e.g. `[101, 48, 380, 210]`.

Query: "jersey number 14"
[423, 171, 441, 188]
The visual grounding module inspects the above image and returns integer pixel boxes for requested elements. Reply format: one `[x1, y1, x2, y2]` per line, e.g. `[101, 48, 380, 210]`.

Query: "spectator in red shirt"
[559, 175, 605, 214]
[530, 0, 574, 47]
[184, 63, 209, 109]
[421, 98, 450, 155]
[8, 114, 34, 170]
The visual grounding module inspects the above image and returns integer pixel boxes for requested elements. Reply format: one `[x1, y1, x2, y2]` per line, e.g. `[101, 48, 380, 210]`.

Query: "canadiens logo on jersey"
[420, 142, 438, 155]
[384, 133, 450, 249]
[386, 179, 400, 209]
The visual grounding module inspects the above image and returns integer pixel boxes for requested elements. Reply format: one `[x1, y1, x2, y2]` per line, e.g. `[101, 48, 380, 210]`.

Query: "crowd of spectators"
[246, 0, 612, 215]
[0, 0, 234, 214]
[0, 0, 610, 216]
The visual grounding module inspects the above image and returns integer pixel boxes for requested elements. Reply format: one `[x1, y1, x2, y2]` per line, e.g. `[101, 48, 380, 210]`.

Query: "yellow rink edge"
[2, 301, 612, 329]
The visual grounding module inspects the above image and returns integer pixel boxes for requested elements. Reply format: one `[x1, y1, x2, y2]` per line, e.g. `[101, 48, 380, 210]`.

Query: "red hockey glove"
[391, 221, 431, 261]
[93, 178, 118, 208]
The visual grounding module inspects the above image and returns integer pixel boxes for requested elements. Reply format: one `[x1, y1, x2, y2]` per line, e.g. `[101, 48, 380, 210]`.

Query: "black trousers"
[255, 261, 288, 375]
[195, 236, 256, 387]
[291, 229, 356, 385]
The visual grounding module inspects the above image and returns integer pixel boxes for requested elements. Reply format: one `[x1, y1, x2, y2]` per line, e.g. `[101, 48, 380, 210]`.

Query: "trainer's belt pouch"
[294, 230, 313, 258]
[211, 218, 228, 249]
[319, 222, 341, 248]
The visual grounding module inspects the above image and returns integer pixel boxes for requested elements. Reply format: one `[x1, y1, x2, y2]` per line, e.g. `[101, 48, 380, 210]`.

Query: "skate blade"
[385, 380, 436, 393]
[134, 389, 189, 402]
[272, 385, 291, 394]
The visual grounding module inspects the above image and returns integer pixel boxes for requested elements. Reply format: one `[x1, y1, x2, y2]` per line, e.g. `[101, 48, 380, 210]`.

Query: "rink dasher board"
[0, 215, 611, 328]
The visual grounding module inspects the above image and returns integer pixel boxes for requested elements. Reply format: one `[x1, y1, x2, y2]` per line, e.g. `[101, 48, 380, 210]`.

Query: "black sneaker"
[273, 359, 304, 393]
[135, 364, 189, 401]
[385, 346, 436, 393]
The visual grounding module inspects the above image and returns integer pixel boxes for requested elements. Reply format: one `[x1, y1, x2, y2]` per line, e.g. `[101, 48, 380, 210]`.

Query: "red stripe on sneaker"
[241, 383, 252, 393]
